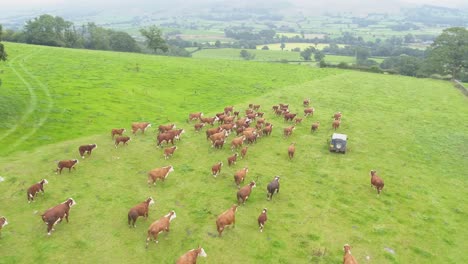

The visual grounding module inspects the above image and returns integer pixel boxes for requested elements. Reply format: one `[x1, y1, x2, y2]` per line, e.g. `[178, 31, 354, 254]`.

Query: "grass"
[256, 43, 347, 51]
[192, 48, 303, 61]
[0, 43, 467, 264]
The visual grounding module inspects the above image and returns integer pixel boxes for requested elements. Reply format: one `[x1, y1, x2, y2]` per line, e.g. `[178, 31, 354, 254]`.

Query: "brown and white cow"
[231, 136, 245, 151]
[303, 98, 310, 107]
[333, 112, 342, 120]
[263, 124, 273, 136]
[253, 104, 260, 111]
[294, 118, 303, 124]
[211, 162, 223, 177]
[343, 244, 358, 264]
[111, 128, 126, 138]
[258, 208, 267, 232]
[227, 153, 238, 166]
[148, 166, 174, 186]
[132, 122, 152, 135]
[221, 123, 236, 132]
[146, 211, 177, 248]
[78, 144, 97, 159]
[176, 246, 207, 264]
[200, 116, 219, 126]
[27, 179, 48, 203]
[237, 181, 256, 205]
[213, 139, 226, 149]
[115, 136, 131, 148]
[216, 204, 238, 237]
[304, 107, 315, 117]
[332, 119, 341, 130]
[288, 143, 296, 159]
[370, 170, 384, 194]
[55, 159, 79, 174]
[311, 121, 320, 132]
[128, 197, 155, 228]
[267, 176, 280, 200]
[41, 198, 76, 235]
[206, 127, 222, 140]
[158, 124, 176, 133]
[283, 126, 295, 137]
[157, 132, 177, 147]
[188, 112, 203, 122]
[164, 146, 178, 159]
[0, 217, 8, 237]
[284, 113, 297, 122]
[194, 123, 205, 132]
[210, 130, 229, 145]
[224, 106, 234, 115]
[168, 129, 185, 141]
[234, 167, 249, 188]
[240, 146, 248, 159]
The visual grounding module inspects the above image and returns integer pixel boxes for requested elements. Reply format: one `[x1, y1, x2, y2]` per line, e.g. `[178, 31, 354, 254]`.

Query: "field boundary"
[453, 80, 468, 97]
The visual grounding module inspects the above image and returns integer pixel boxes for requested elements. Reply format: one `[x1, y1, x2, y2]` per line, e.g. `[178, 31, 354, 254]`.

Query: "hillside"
[0, 43, 467, 264]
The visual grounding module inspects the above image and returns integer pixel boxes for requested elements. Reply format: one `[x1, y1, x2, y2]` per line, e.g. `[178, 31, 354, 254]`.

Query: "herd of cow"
[0, 98, 386, 264]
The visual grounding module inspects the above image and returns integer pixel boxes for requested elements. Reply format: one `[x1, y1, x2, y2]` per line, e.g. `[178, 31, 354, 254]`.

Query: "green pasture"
[0, 43, 467, 264]
[256, 43, 347, 51]
[191, 48, 302, 62]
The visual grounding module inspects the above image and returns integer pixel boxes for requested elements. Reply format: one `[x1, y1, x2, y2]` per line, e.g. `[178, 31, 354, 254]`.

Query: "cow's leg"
[47, 222, 54, 235]
[64, 213, 69, 223]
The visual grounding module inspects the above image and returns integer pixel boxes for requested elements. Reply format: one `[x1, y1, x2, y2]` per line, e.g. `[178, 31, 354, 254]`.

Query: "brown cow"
[132, 122, 151, 134]
[332, 120, 341, 130]
[216, 204, 238, 237]
[211, 162, 223, 177]
[272, 105, 279, 111]
[41, 198, 76, 235]
[188, 112, 203, 122]
[55, 159, 79, 174]
[176, 246, 207, 264]
[294, 118, 303, 124]
[232, 111, 240, 118]
[221, 123, 236, 132]
[288, 143, 296, 159]
[256, 112, 264, 117]
[333, 112, 342, 120]
[303, 98, 310, 107]
[0, 217, 8, 237]
[157, 132, 177, 147]
[240, 146, 248, 159]
[279, 103, 289, 110]
[235, 126, 245, 136]
[128, 197, 155, 228]
[283, 126, 295, 137]
[246, 113, 257, 120]
[343, 244, 358, 264]
[311, 121, 320, 132]
[227, 153, 238, 166]
[148, 166, 175, 186]
[164, 146, 178, 159]
[223, 116, 235, 124]
[267, 176, 280, 200]
[234, 167, 248, 188]
[370, 170, 384, 194]
[224, 106, 234, 115]
[213, 139, 226, 149]
[115, 136, 131, 147]
[253, 104, 260, 111]
[210, 131, 229, 145]
[246, 133, 259, 144]
[284, 113, 297, 122]
[111, 128, 125, 138]
[237, 181, 256, 205]
[304, 107, 315, 117]
[231, 136, 245, 151]
[194, 123, 205, 132]
[263, 124, 273, 136]
[168, 129, 185, 140]
[158, 124, 176, 133]
[200, 116, 218, 126]
[146, 211, 177, 248]
[258, 208, 267, 232]
[78, 144, 97, 159]
[27, 179, 48, 203]
[206, 127, 222, 140]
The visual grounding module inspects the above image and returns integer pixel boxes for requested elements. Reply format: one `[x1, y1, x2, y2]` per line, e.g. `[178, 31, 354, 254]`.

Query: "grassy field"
[0, 43, 467, 264]
[191, 48, 303, 62]
[255, 43, 347, 51]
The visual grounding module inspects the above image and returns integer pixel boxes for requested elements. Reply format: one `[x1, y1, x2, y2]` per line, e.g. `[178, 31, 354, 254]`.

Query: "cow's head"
[244, 167, 248, 173]
[41, 179, 49, 185]
[166, 210, 176, 222]
[231, 204, 239, 212]
[92, 144, 98, 149]
[198, 247, 207, 257]
[274, 176, 280, 182]
[73, 159, 79, 164]
[147, 197, 155, 206]
[66, 198, 76, 207]
[370, 170, 376, 176]
[219, 162, 223, 167]
[145, 123, 152, 130]
[250, 181, 256, 188]
[0, 217, 7, 227]
[262, 208, 267, 214]
[168, 166, 174, 172]
[343, 244, 352, 253]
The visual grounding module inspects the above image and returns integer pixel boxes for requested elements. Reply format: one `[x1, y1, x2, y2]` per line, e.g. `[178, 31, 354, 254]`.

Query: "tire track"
[0, 52, 37, 143]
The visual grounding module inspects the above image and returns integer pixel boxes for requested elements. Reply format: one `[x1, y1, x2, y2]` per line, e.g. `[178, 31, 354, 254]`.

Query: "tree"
[261, 45, 269, 50]
[404, 33, 415, 44]
[314, 50, 325, 61]
[240, 50, 255, 60]
[109, 31, 140, 52]
[300, 47, 315, 61]
[355, 47, 370, 63]
[425, 27, 468, 79]
[0, 25, 7, 61]
[280, 42, 285, 51]
[140, 26, 168, 53]
[215, 40, 221, 48]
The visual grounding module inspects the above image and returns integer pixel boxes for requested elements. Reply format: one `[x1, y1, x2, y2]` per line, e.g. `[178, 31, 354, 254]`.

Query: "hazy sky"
[2, 0, 467, 13]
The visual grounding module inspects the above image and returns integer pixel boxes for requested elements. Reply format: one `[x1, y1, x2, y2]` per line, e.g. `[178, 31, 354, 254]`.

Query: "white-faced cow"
[188, 112, 203, 122]
[0, 216, 8, 237]
[146, 211, 177, 248]
[200, 116, 218, 126]
[216, 204, 238, 237]
[267, 176, 280, 200]
[55, 159, 79, 174]
[234, 167, 249, 188]
[333, 112, 342, 120]
[111, 128, 126, 138]
[311, 121, 320, 132]
[343, 244, 358, 264]
[78, 144, 97, 159]
[237, 181, 256, 205]
[283, 126, 295, 137]
[303, 98, 310, 107]
[211, 162, 223, 177]
[332, 119, 341, 130]
[148, 166, 174, 186]
[263, 124, 273, 136]
[258, 208, 267, 232]
[206, 127, 222, 140]
[370, 170, 384, 194]
[304, 107, 315, 117]
[194, 123, 205, 132]
[157, 132, 177, 147]
[288, 142, 296, 159]
[132, 122, 152, 135]
[27, 179, 48, 203]
[41, 198, 76, 235]
[240, 146, 248, 159]
[176, 246, 207, 264]
[115, 136, 131, 147]
[284, 113, 297, 122]
[164, 146, 178, 159]
[128, 197, 155, 228]
[158, 124, 176, 133]
[231, 136, 245, 151]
